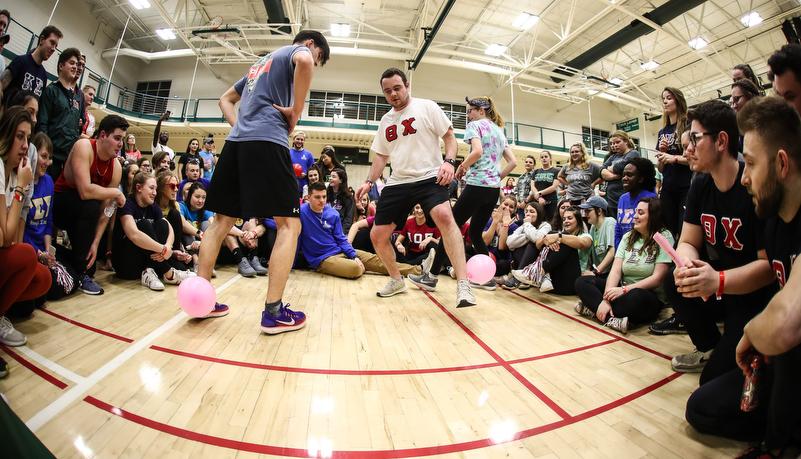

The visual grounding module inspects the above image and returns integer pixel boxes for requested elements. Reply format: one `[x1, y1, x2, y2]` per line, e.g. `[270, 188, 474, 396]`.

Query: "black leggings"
[257, 226, 278, 260]
[511, 243, 541, 271]
[543, 237, 581, 295]
[429, 185, 498, 273]
[574, 275, 663, 325]
[113, 219, 182, 280]
[397, 241, 438, 265]
[166, 208, 184, 251]
[660, 187, 688, 238]
[53, 190, 101, 275]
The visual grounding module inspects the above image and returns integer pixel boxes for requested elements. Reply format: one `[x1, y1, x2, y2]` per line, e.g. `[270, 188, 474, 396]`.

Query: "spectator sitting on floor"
[299, 182, 420, 279]
[176, 158, 210, 202]
[112, 171, 195, 291]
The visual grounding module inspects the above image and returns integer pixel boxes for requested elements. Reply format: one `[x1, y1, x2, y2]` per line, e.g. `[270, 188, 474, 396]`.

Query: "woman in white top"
[502, 201, 551, 290]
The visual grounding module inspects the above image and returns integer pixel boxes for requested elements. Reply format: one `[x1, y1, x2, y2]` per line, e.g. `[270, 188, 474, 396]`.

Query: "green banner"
[616, 118, 640, 132]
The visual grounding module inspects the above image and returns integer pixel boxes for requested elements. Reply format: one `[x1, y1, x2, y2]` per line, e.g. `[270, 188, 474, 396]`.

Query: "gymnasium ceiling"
[87, 0, 799, 115]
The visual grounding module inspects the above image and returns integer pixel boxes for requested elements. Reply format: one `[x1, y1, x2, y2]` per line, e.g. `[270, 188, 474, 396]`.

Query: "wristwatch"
[443, 158, 455, 167]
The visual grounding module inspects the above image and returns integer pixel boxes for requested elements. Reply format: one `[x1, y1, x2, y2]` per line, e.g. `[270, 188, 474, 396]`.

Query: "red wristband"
[13, 192, 23, 202]
[716, 271, 725, 300]
[161, 245, 168, 257]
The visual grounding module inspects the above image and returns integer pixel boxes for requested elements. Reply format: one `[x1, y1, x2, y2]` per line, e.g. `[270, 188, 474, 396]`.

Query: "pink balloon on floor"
[177, 277, 216, 318]
[466, 254, 496, 284]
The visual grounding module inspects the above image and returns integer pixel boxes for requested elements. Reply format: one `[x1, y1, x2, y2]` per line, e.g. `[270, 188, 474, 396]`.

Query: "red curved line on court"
[0, 344, 68, 389]
[421, 291, 572, 420]
[39, 309, 134, 343]
[150, 339, 618, 375]
[510, 290, 673, 360]
[83, 372, 682, 457]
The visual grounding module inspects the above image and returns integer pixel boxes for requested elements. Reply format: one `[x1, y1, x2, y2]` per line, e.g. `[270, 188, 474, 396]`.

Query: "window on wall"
[307, 90, 465, 128]
[133, 80, 171, 115]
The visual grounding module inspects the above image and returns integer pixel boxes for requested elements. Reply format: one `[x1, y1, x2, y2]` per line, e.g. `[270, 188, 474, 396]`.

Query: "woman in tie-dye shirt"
[408, 96, 516, 289]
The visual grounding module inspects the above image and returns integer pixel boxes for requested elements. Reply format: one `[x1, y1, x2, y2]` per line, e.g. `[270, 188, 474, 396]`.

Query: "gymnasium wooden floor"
[1, 266, 753, 458]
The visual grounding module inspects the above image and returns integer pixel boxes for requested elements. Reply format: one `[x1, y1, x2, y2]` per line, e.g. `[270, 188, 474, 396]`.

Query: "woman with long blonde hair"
[557, 142, 603, 206]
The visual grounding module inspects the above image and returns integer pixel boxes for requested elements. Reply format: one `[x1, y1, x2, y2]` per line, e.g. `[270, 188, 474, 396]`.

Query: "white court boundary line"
[14, 346, 87, 386]
[26, 275, 242, 432]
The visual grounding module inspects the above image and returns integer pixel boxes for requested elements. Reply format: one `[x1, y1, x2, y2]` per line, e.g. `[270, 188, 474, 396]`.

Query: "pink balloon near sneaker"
[466, 254, 496, 284]
[177, 277, 216, 317]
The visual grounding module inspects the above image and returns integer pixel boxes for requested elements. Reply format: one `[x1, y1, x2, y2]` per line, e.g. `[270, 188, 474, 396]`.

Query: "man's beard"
[754, 167, 784, 219]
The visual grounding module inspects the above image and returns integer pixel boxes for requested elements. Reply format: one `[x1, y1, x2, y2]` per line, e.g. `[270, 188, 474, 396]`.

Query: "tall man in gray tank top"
[198, 30, 330, 334]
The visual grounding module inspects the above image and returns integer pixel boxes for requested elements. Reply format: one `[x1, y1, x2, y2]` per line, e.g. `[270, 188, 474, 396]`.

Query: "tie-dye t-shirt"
[462, 118, 508, 188]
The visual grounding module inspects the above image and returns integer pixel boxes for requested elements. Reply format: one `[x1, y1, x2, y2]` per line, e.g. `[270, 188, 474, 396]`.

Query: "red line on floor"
[39, 309, 134, 343]
[510, 290, 673, 360]
[422, 291, 572, 420]
[150, 338, 617, 376]
[84, 373, 682, 457]
[0, 344, 68, 389]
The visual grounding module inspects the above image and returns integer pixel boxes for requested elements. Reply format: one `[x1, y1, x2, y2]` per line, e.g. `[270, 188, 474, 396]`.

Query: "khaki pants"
[316, 250, 421, 279]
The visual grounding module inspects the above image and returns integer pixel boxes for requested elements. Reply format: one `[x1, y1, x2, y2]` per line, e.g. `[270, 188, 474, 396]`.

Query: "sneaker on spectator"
[0, 316, 27, 347]
[447, 266, 456, 279]
[649, 314, 687, 335]
[421, 247, 436, 274]
[539, 273, 554, 292]
[202, 302, 229, 319]
[238, 258, 257, 277]
[249, 256, 268, 275]
[141, 268, 164, 291]
[469, 278, 497, 291]
[0, 356, 8, 378]
[163, 268, 196, 285]
[377, 277, 407, 297]
[604, 316, 628, 334]
[260, 303, 306, 334]
[574, 302, 595, 318]
[671, 349, 713, 372]
[77, 273, 104, 295]
[408, 272, 438, 291]
[494, 275, 508, 285]
[456, 280, 477, 307]
[502, 277, 521, 290]
[511, 269, 538, 287]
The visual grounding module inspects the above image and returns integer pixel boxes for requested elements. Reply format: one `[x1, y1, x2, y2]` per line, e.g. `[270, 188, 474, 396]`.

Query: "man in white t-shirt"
[151, 111, 175, 162]
[355, 67, 475, 307]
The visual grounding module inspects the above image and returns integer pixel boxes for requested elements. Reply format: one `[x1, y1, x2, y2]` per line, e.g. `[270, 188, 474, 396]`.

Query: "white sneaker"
[377, 277, 407, 297]
[0, 316, 27, 346]
[539, 273, 554, 292]
[671, 349, 713, 373]
[141, 268, 165, 291]
[163, 268, 196, 285]
[447, 266, 456, 279]
[456, 280, 477, 308]
[604, 316, 628, 334]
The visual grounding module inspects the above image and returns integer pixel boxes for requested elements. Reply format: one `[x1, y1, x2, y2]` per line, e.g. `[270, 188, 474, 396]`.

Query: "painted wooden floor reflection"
[1, 266, 751, 458]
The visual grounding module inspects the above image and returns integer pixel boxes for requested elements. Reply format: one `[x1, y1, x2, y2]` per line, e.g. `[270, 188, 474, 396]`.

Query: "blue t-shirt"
[198, 150, 215, 180]
[229, 45, 312, 147]
[290, 148, 315, 192]
[463, 119, 508, 188]
[299, 203, 356, 268]
[23, 174, 55, 250]
[7, 53, 48, 97]
[176, 178, 211, 202]
[615, 189, 658, 249]
[179, 201, 214, 229]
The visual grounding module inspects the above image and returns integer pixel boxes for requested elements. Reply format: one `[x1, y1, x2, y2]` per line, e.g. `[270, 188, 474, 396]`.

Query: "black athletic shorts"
[374, 177, 450, 229]
[206, 140, 300, 219]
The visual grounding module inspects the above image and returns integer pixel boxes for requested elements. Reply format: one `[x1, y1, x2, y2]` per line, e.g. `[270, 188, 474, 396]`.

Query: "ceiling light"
[156, 28, 176, 40]
[330, 23, 350, 37]
[688, 37, 707, 50]
[741, 12, 762, 28]
[512, 12, 539, 30]
[485, 44, 508, 57]
[610, 77, 623, 85]
[128, 0, 150, 9]
[640, 61, 659, 71]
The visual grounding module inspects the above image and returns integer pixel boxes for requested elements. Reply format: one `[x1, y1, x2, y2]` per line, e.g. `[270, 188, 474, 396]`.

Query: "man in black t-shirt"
[665, 100, 776, 386]
[690, 93, 801, 459]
